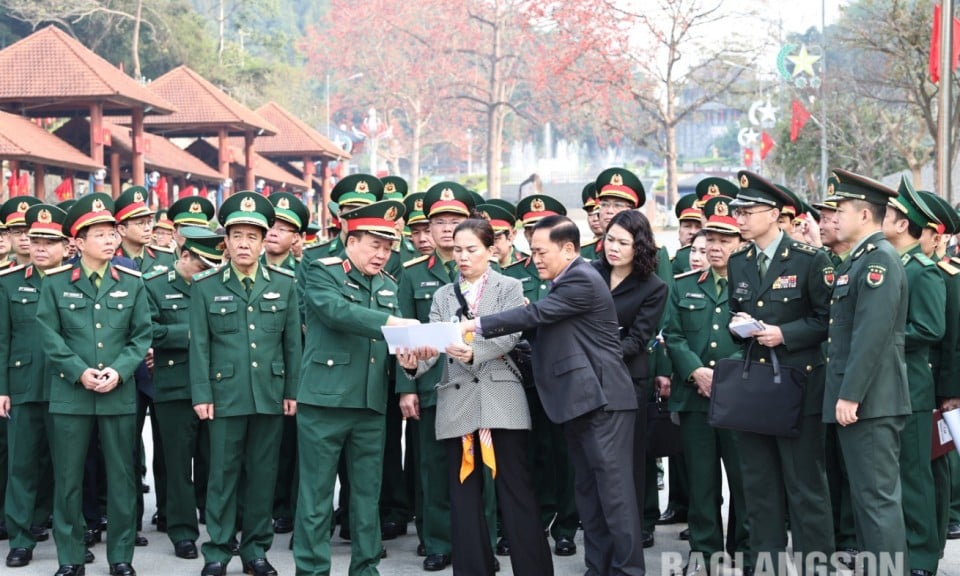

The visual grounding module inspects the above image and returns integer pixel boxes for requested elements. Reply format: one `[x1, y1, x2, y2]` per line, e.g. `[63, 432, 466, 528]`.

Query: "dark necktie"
[242, 277, 253, 296]
[444, 260, 457, 281]
[758, 253, 768, 279]
[90, 272, 101, 290]
[134, 256, 143, 270]
[717, 277, 727, 297]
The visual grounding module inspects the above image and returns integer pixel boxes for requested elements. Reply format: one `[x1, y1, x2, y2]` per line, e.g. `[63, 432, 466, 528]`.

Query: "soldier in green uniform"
[823, 169, 910, 568]
[37, 193, 153, 576]
[581, 183, 604, 243]
[671, 194, 702, 276]
[294, 199, 412, 576]
[727, 170, 835, 573]
[167, 196, 216, 250]
[153, 210, 176, 251]
[0, 197, 42, 269]
[403, 193, 434, 259]
[664, 195, 750, 574]
[0, 219, 12, 265]
[190, 191, 302, 576]
[397, 183, 495, 571]
[0, 204, 68, 568]
[478, 203, 524, 268]
[144, 227, 225, 561]
[881, 177, 946, 576]
[500, 194, 579, 557]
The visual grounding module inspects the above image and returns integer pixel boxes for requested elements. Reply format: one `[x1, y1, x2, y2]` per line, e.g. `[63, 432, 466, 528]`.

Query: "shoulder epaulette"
[148, 244, 174, 254]
[938, 260, 960, 276]
[673, 268, 701, 280]
[303, 243, 326, 255]
[0, 263, 26, 277]
[114, 264, 142, 277]
[143, 268, 167, 281]
[45, 263, 72, 276]
[267, 263, 295, 277]
[381, 270, 397, 282]
[319, 257, 343, 266]
[391, 247, 400, 254]
[913, 252, 936, 267]
[193, 264, 223, 282]
[731, 243, 753, 256]
[790, 241, 819, 255]
[581, 237, 599, 247]
[403, 254, 430, 268]
[505, 258, 527, 270]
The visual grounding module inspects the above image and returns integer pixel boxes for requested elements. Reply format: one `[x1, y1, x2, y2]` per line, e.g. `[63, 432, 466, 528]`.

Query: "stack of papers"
[729, 317, 765, 339]
[381, 322, 465, 354]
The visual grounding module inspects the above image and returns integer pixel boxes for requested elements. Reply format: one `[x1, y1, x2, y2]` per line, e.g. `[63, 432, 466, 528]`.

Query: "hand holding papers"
[382, 322, 465, 354]
[729, 313, 766, 339]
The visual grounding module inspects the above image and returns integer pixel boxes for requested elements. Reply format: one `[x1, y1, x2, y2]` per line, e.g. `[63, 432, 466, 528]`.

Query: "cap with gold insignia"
[332, 174, 384, 211]
[304, 222, 321, 245]
[890, 176, 938, 231]
[62, 193, 115, 238]
[595, 167, 645, 208]
[57, 199, 77, 214]
[702, 196, 739, 236]
[340, 199, 405, 241]
[793, 200, 820, 224]
[0, 196, 41, 228]
[918, 191, 960, 235]
[114, 185, 155, 222]
[403, 192, 428, 227]
[485, 199, 517, 219]
[168, 195, 215, 228]
[423, 182, 475, 219]
[674, 194, 703, 222]
[582, 182, 599, 214]
[268, 192, 310, 233]
[825, 168, 897, 206]
[695, 177, 738, 207]
[217, 191, 275, 231]
[516, 194, 566, 227]
[813, 176, 841, 212]
[154, 209, 175, 232]
[730, 171, 792, 209]
[25, 204, 67, 239]
[326, 201, 341, 232]
[476, 203, 516, 234]
[381, 176, 408, 201]
[775, 185, 802, 218]
[179, 226, 226, 266]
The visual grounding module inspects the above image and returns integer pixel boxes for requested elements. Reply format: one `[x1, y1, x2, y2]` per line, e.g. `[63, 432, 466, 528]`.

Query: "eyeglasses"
[599, 200, 633, 211]
[8, 228, 28, 237]
[124, 220, 153, 229]
[733, 207, 774, 219]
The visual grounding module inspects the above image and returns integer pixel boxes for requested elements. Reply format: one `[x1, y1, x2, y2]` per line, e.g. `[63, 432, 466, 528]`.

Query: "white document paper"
[381, 322, 465, 354]
[729, 318, 765, 339]
[942, 408, 960, 457]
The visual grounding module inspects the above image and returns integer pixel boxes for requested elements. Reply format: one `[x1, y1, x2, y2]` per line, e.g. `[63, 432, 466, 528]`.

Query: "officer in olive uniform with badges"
[189, 191, 302, 576]
[663, 195, 750, 573]
[581, 183, 604, 242]
[153, 210, 176, 250]
[294, 199, 412, 576]
[144, 227, 225, 561]
[881, 177, 945, 576]
[302, 175, 384, 264]
[37, 193, 153, 576]
[397, 183, 496, 571]
[167, 196, 216, 250]
[0, 203, 68, 568]
[264, 192, 309, 272]
[823, 169, 910, 566]
[671, 194, 703, 275]
[478, 203, 523, 268]
[0, 196, 42, 268]
[403, 193, 434, 259]
[727, 170, 835, 572]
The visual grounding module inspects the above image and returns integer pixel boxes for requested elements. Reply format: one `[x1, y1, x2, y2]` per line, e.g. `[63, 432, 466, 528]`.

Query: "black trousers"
[445, 429, 553, 576]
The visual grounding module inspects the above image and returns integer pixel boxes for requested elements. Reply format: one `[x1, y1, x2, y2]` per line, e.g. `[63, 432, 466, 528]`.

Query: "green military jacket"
[144, 268, 193, 403]
[36, 261, 152, 416]
[189, 263, 302, 417]
[900, 244, 946, 411]
[671, 244, 692, 276]
[262, 251, 298, 273]
[727, 233, 832, 415]
[298, 237, 401, 310]
[933, 258, 960, 398]
[399, 237, 419, 263]
[0, 264, 52, 404]
[299, 256, 399, 413]
[824, 232, 911, 422]
[664, 269, 737, 413]
[116, 244, 175, 275]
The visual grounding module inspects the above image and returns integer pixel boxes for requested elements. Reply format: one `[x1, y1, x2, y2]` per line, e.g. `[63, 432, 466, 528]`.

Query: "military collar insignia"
[24, 265, 32, 279]
[71, 267, 81, 283]
[168, 270, 177, 282]
[222, 267, 231, 282]
[110, 267, 120, 281]
[342, 260, 352, 274]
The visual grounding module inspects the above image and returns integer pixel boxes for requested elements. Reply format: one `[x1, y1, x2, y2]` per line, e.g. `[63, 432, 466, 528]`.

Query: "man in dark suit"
[461, 215, 644, 576]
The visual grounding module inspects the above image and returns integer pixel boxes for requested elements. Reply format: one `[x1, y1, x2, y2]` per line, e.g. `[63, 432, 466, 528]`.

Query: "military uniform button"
[710, 342, 717, 348]
[271, 305, 277, 311]
[252, 361, 258, 368]
[249, 324, 255, 330]
[715, 307, 722, 313]
[69, 303, 75, 310]
[370, 357, 375, 364]
[827, 337, 832, 343]
[14, 360, 20, 367]
[20, 298, 26, 304]
[97, 342, 103, 348]
[829, 318, 834, 324]
[689, 305, 695, 310]
[425, 294, 431, 299]
[759, 358, 766, 364]
[782, 298, 788, 302]
[220, 308, 226, 314]
[248, 306, 254, 312]
[757, 301, 764, 308]
[59, 372, 64, 378]
[708, 360, 716, 367]
[251, 343, 257, 349]
[826, 357, 830, 363]
[327, 359, 334, 367]
[172, 304, 178, 310]
[95, 323, 102, 329]
[216, 372, 222, 379]
[713, 324, 719, 330]
[540, 284, 546, 290]
[168, 360, 174, 366]
[806, 365, 813, 372]
[97, 363, 104, 369]
[94, 304, 100, 310]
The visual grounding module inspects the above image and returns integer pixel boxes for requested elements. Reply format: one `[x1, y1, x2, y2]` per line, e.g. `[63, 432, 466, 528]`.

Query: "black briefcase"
[708, 342, 805, 438]
[646, 395, 682, 458]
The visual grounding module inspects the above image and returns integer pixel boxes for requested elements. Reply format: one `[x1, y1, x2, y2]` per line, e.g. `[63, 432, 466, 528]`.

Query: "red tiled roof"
[143, 66, 276, 136]
[253, 101, 350, 160]
[186, 138, 305, 190]
[0, 111, 102, 172]
[0, 26, 175, 116]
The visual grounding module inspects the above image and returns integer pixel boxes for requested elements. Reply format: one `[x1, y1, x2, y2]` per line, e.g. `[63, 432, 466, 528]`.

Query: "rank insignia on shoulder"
[114, 264, 142, 277]
[143, 269, 166, 281]
[939, 260, 960, 276]
[866, 265, 886, 287]
[914, 253, 935, 267]
[0, 263, 25, 277]
[673, 269, 700, 280]
[403, 255, 429, 268]
[45, 263, 72, 276]
[267, 264, 295, 277]
[790, 242, 818, 255]
[319, 257, 343, 266]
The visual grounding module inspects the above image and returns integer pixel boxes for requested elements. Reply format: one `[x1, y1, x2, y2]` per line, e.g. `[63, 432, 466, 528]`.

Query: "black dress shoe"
[109, 563, 137, 576]
[201, 561, 228, 576]
[229, 536, 240, 556]
[30, 525, 50, 542]
[98, 516, 108, 531]
[679, 528, 690, 540]
[198, 509, 206, 525]
[657, 508, 687, 525]
[380, 547, 387, 559]
[417, 542, 426, 557]
[243, 557, 278, 576]
[950, 522, 960, 540]
[156, 517, 167, 533]
[495, 536, 510, 556]
[84, 529, 101, 546]
[6, 547, 32, 567]
[174, 540, 199, 559]
[423, 553, 451, 571]
[85, 549, 95, 564]
[554, 535, 576, 556]
[151, 512, 158, 525]
[134, 533, 148, 547]
[642, 531, 654, 548]
[273, 516, 293, 534]
[381, 520, 407, 540]
[141, 483, 150, 494]
[55, 565, 85, 576]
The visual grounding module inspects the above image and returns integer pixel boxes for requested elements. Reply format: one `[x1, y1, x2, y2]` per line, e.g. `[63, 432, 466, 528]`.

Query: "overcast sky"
[757, 0, 847, 34]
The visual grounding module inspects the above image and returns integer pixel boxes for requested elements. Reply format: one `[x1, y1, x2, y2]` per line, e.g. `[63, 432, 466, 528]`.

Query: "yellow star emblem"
[788, 45, 820, 78]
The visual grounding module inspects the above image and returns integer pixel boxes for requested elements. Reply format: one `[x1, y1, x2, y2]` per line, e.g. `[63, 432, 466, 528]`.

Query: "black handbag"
[646, 392, 682, 458]
[708, 341, 805, 438]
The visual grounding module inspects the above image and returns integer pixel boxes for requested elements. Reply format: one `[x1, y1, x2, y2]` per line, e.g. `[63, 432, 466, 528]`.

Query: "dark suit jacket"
[593, 261, 668, 381]
[481, 257, 636, 424]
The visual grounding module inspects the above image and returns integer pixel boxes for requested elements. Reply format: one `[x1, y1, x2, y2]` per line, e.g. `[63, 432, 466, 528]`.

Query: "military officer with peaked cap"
[0, 196, 42, 268]
[401, 192, 432, 261]
[382, 176, 407, 201]
[0, 203, 69, 568]
[294, 199, 412, 575]
[36, 193, 153, 576]
[581, 183, 604, 241]
[882, 177, 946, 576]
[671, 194, 703, 276]
[167, 196, 216, 250]
[189, 191, 302, 576]
[478, 203, 524, 268]
[727, 170, 835, 572]
[144, 227, 225, 562]
[823, 169, 910, 565]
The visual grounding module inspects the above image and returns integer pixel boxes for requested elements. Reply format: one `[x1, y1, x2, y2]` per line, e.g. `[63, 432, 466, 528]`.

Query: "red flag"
[743, 148, 754, 167]
[156, 177, 168, 208]
[6, 174, 16, 196]
[760, 132, 776, 160]
[54, 178, 74, 201]
[13, 173, 29, 197]
[929, 3, 960, 84]
[790, 99, 812, 142]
